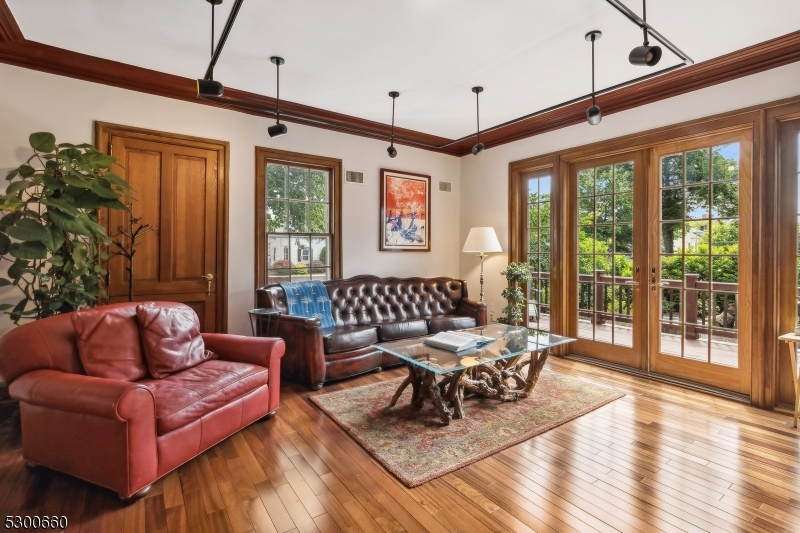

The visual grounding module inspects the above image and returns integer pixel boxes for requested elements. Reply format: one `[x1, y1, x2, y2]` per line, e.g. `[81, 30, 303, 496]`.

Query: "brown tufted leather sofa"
[256, 275, 486, 389]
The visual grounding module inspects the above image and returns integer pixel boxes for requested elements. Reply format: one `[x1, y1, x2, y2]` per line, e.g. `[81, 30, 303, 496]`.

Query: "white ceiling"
[8, 0, 800, 139]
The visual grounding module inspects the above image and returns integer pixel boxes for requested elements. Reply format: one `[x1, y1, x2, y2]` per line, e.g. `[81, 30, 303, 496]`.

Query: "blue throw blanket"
[279, 280, 335, 328]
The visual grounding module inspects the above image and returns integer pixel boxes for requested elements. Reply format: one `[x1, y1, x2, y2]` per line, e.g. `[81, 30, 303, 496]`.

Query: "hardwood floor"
[1, 357, 799, 532]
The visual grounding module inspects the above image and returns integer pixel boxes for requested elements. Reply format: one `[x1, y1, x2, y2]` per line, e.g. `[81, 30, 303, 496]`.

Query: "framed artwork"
[379, 169, 431, 252]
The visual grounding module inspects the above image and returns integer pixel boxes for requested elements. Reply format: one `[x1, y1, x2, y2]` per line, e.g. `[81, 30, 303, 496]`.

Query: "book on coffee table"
[423, 331, 495, 352]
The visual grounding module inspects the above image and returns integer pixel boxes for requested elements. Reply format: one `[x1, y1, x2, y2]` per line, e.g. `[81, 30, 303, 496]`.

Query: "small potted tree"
[497, 262, 532, 326]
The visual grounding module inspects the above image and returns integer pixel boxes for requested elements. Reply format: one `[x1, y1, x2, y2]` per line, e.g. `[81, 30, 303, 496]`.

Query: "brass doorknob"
[202, 274, 213, 295]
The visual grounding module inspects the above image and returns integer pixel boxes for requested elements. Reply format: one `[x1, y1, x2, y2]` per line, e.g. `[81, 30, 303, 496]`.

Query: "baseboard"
[563, 354, 751, 404]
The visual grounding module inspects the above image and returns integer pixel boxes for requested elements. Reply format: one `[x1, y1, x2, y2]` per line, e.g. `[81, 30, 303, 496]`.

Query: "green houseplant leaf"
[29, 132, 57, 153]
[0, 133, 127, 323]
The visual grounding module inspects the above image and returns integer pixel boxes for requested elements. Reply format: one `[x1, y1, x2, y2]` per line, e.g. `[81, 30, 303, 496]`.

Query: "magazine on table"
[423, 331, 496, 352]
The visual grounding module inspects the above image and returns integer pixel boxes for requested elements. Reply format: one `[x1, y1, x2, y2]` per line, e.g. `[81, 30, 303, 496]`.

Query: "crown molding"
[450, 29, 800, 155]
[1, 0, 799, 157]
[0, 0, 22, 42]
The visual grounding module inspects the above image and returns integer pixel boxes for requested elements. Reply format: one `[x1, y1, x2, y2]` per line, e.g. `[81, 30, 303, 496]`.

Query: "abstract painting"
[379, 169, 431, 252]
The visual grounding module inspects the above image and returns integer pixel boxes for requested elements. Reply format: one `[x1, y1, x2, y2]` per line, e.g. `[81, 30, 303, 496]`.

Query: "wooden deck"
[0, 357, 799, 532]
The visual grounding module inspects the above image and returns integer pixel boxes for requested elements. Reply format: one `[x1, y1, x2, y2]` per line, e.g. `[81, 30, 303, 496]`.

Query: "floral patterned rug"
[310, 369, 624, 487]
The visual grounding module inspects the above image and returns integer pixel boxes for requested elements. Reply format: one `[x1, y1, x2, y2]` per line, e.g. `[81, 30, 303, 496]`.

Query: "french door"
[565, 130, 752, 394]
[648, 130, 752, 394]
[569, 152, 648, 367]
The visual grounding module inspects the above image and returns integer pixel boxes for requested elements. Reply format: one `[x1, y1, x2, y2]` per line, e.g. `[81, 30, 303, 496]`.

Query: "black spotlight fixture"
[585, 30, 602, 126]
[268, 56, 288, 138]
[628, 0, 662, 66]
[387, 91, 399, 158]
[197, 0, 225, 97]
[471, 86, 484, 155]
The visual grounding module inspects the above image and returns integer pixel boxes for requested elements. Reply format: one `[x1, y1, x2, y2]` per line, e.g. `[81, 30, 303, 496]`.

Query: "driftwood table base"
[388, 348, 552, 423]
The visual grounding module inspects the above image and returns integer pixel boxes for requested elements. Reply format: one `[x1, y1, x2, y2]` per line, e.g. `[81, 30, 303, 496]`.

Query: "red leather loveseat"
[257, 275, 486, 389]
[0, 302, 285, 501]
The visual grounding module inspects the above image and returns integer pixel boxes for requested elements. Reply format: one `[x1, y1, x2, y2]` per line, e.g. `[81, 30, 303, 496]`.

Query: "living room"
[1, 0, 800, 531]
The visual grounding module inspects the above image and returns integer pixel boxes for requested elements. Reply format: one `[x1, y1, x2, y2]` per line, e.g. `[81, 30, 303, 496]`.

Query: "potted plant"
[0, 132, 128, 323]
[497, 262, 532, 326]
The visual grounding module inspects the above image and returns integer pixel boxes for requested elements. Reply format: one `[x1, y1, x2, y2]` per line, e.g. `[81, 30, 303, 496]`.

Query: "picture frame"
[379, 168, 431, 252]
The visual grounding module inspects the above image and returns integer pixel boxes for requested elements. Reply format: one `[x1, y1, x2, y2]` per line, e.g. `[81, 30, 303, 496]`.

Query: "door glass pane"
[576, 161, 635, 346]
[658, 143, 740, 367]
[525, 170, 552, 332]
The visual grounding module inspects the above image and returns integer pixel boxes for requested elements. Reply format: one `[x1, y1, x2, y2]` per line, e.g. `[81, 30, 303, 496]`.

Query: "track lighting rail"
[201, 60, 685, 151]
[604, 0, 693, 65]
[203, 0, 245, 80]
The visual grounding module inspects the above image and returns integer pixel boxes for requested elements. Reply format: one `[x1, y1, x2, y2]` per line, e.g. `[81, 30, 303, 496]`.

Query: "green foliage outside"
[266, 164, 328, 233]
[570, 147, 741, 320]
[0, 133, 128, 323]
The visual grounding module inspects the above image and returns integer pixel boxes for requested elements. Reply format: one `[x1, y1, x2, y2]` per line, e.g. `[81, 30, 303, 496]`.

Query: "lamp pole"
[478, 251, 486, 303]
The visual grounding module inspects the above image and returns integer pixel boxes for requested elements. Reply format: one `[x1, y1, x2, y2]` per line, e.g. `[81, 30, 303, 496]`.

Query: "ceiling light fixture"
[585, 30, 602, 126]
[197, 0, 225, 97]
[268, 56, 288, 138]
[628, 0, 662, 66]
[387, 91, 399, 158]
[471, 86, 484, 155]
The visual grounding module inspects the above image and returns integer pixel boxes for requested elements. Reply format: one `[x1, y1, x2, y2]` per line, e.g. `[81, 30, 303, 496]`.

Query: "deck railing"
[531, 267, 741, 340]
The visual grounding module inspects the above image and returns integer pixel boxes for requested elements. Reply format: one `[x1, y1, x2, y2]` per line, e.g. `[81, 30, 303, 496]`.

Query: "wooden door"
[647, 129, 752, 393]
[568, 151, 648, 367]
[97, 124, 228, 332]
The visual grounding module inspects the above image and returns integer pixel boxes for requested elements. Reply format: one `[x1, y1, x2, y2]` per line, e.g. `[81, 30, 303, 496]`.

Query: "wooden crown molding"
[448, 29, 800, 155]
[0, 0, 22, 42]
[1, 0, 799, 157]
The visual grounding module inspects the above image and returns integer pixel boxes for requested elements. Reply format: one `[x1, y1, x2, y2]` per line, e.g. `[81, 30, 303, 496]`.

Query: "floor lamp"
[462, 227, 503, 303]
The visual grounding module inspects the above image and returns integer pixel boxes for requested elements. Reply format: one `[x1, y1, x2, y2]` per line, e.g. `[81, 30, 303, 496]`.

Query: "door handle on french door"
[623, 266, 641, 289]
[650, 267, 657, 292]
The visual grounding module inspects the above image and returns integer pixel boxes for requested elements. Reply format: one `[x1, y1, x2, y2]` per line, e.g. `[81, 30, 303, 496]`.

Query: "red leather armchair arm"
[9, 369, 157, 498]
[457, 297, 488, 326]
[201, 334, 285, 368]
[202, 333, 286, 414]
[10, 369, 155, 420]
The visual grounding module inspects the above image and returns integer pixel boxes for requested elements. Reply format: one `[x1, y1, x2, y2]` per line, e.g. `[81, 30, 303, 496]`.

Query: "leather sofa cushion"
[136, 303, 215, 379]
[71, 306, 148, 381]
[138, 360, 268, 435]
[427, 315, 477, 334]
[377, 319, 428, 342]
[322, 325, 378, 354]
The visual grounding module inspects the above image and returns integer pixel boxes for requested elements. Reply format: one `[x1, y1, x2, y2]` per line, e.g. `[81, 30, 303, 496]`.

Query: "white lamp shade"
[462, 227, 502, 253]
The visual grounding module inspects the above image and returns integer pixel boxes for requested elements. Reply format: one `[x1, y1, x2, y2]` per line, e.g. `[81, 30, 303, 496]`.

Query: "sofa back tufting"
[258, 275, 467, 326]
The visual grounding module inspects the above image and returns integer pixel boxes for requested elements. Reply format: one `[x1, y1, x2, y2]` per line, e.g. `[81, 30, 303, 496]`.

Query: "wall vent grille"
[345, 170, 364, 185]
[438, 181, 452, 192]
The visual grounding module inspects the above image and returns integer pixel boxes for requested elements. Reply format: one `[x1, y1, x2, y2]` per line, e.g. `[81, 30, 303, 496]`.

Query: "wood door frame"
[95, 121, 230, 333]
[254, 147, 343, 288]
[774, 112, 800, 408]
[509, 155, 568, 355]
[647, 128, 753, 394]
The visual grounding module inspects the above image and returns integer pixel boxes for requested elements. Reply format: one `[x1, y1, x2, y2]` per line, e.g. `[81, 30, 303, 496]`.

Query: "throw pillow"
[136, 302, 216, 379]
[71, 306, 149, 381]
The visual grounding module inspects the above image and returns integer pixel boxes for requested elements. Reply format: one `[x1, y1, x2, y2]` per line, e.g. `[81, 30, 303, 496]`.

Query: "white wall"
[459, 62, 800, 320]
[0, 63, 461, 336]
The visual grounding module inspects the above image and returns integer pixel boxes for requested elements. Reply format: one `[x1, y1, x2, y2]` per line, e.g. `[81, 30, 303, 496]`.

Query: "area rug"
[310, 369, 624, 487]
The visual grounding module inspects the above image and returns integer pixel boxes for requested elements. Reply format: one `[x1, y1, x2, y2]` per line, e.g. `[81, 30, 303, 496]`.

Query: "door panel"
[569, 152, 647, 368]
[105, 135, 222, 332]
[648, 130, 752, 393]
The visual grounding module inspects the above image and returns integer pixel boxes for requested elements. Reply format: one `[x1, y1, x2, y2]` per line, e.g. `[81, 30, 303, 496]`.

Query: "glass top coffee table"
[375, 323, 575, 425]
